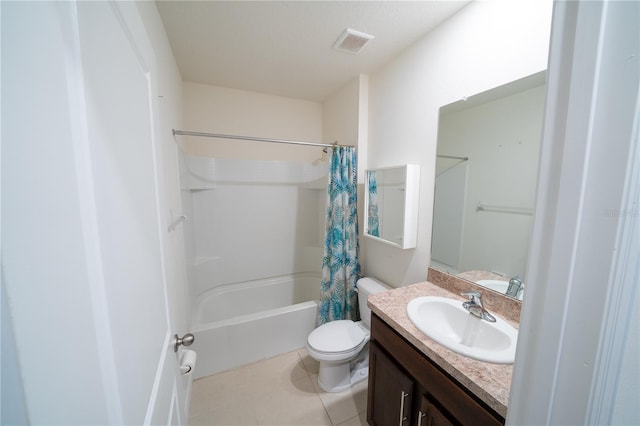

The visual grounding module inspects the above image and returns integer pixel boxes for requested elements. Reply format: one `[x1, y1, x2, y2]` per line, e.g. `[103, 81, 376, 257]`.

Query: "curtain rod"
[172, 129, 339, 149]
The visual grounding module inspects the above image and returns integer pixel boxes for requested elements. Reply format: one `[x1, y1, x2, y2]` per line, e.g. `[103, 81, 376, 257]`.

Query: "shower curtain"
[367, 170, 380, 237]
[317, 146, 361, 325]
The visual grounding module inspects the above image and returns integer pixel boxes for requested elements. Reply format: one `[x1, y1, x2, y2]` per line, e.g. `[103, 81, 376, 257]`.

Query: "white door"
[77, 2, 187, 424]
[1, 1, 187, 424]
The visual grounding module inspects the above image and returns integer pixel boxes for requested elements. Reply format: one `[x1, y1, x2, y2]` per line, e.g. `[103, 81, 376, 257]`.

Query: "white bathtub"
[191, 273, 320, 379]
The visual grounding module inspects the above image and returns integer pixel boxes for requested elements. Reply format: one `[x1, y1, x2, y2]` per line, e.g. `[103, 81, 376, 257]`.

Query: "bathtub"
[191, 272, 320, 379]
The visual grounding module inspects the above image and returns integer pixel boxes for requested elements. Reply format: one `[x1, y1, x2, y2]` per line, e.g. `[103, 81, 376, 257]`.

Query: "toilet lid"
[308, 320, 366, 353]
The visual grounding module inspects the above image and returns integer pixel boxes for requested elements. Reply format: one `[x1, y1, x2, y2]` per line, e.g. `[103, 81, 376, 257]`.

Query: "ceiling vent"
[332, 28, 375, 55]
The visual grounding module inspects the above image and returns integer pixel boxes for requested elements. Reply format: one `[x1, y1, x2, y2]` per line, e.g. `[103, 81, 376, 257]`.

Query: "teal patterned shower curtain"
[367, 170, 380, 237]
[317, 146, 361, 325]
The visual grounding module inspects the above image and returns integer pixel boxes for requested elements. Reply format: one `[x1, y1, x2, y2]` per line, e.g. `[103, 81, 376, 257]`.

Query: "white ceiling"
[156, 1, 471, 102]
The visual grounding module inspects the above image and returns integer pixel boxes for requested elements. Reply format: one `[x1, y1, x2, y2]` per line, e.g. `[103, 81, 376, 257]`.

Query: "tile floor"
[188, 348, 368, 426]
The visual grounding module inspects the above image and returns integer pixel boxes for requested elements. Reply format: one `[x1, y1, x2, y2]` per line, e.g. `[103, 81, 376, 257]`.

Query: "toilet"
[306, 277, 391, 392]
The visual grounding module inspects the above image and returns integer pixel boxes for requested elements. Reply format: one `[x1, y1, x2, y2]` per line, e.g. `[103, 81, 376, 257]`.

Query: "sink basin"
[476, 279, 509, 293]
[477, 280, 524, 300]
[406, 296, 518, 364]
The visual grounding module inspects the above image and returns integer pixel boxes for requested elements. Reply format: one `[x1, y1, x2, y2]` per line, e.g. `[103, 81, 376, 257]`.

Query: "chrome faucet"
[506, 276, 524, 298]
[462, 291, 496, 322]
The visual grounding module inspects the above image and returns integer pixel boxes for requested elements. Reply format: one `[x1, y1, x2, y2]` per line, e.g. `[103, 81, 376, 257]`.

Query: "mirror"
[364, 165, 420, 249]
[430, 71, 546, 299]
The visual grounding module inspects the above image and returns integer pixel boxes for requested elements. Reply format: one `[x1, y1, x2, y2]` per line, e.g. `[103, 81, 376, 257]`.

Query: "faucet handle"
[507, 276, 523, 297]
[461, 290, 480, 298]
[461, 291, 483, 306]
[461, 291, 496, 323]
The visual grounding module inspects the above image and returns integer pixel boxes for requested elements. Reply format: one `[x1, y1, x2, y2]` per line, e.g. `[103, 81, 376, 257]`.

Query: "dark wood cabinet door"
[368, 341, 414, 426]
[369, 314, 505, 426]
[417, 394, 456, 426]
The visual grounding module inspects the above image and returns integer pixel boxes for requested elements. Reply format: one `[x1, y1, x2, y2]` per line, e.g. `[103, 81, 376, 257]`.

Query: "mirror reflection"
[367, 168, 405, 243]
[430, 72, 547, 300]
[365, 165, 420, 249]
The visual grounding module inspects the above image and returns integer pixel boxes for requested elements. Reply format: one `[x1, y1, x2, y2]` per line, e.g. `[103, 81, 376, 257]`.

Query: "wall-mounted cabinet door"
[368, 342, 414, 426]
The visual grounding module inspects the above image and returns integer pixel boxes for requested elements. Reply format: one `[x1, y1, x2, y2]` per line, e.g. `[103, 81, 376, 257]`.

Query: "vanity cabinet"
[367, 314, 504, 426]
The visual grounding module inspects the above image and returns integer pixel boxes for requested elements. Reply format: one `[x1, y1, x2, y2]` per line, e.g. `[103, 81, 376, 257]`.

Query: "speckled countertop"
[368, 280, 518, 418]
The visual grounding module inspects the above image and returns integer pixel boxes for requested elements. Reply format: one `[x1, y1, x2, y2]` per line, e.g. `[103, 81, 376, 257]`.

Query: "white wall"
[0, 2, 28, 424]
[1, 282, 28, 424]
[612, 287, 639, 424]
[1, 3, 113, 422]
[322, 74, 369, 264]
[323, 77, 360, 148]
[181, 82, 323, 162]
[365, 0, 553, 286]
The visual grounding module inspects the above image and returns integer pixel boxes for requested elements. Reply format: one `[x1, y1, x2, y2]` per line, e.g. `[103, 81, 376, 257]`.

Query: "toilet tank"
[356, 277, 391, 329]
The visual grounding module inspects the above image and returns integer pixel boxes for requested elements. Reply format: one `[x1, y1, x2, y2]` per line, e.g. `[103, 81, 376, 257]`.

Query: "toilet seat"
[307, 320, 367, 356]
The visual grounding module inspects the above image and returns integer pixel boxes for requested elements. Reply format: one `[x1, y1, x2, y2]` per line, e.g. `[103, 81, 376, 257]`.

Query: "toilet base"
[316, 349, 369, 393]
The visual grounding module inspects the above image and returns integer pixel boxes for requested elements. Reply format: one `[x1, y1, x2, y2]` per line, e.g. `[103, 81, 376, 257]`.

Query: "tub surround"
[191, 273, 320, 379]
[367, 274, 520, 418]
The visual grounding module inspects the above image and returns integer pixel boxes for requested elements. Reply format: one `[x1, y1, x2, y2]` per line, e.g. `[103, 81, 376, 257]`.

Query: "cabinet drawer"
[370, 314, 504, 426]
